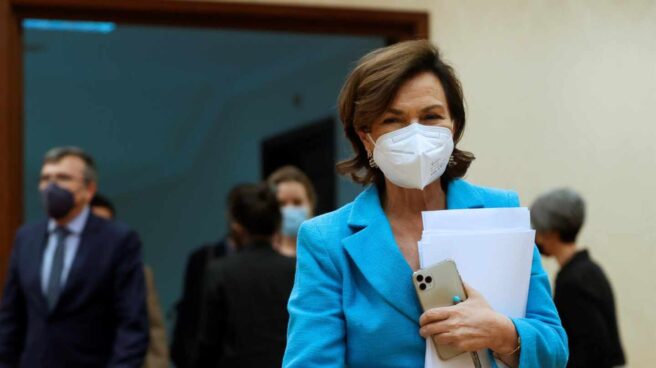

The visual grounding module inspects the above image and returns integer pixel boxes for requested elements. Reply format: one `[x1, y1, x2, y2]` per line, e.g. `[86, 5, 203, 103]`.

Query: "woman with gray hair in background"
[531, 188, 626, 368]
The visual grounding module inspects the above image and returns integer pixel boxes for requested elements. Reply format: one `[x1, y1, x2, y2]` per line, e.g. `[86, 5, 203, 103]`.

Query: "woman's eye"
[383, 117, 401, 124]
[424, 114, 444, 120]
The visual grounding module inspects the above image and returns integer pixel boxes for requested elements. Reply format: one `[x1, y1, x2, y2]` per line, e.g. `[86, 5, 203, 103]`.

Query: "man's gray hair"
[530, 188, 585, 243]
[43, 146, 98, 183]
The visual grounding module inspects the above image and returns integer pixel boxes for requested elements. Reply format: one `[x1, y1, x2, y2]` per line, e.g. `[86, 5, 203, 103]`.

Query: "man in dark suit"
[192, 183, 295, 368]
[531, 188, 625, 368]
[0, 146, 149, 368]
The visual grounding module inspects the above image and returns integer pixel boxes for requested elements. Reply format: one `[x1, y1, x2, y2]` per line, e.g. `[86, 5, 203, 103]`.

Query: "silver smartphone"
[412, 259, 467, 360]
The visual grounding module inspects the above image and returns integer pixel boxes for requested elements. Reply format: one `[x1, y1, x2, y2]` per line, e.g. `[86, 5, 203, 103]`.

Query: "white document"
[422, 207, 530, 234]
[419, 208, 534, 368]
[418, 231, 535, 316]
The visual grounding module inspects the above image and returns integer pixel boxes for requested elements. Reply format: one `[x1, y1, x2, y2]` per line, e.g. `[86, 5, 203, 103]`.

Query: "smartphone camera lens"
[416, 275, 424, 282]
[419, 283, 426, 290]
[425, 276, 432, 283]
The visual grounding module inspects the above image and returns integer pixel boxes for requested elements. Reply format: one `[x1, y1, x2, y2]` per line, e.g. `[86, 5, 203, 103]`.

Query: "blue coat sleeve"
[283, 222, 346, 367]
[506, 192, 569, 368]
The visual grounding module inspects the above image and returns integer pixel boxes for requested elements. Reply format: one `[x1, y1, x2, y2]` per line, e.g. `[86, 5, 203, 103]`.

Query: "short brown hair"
[336, 40, 475, 186]
[43, 146, 98, 183]
[229, 183, 281, 237]
[267, 165, 317, 213]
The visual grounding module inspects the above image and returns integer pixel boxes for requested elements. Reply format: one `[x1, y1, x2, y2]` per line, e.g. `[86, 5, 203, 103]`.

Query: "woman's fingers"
[419, 305, 456, 326]
[418, 289, 496, 353]
[419, 318, 453, 337]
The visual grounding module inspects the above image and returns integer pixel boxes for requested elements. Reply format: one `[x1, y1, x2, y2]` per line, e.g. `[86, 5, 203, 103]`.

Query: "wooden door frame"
[0, 0, 428, 285]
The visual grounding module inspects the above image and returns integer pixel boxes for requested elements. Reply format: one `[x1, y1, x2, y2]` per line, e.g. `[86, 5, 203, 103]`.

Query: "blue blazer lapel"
[342, 186, 423, 323]
[341, 180, 486, 324]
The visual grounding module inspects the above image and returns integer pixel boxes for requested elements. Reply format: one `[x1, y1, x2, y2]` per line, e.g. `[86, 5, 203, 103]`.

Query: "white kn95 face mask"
[368, 123, 454, 190]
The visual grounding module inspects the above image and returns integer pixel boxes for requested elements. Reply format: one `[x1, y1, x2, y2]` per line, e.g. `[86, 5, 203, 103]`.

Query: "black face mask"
[41, 183, 75, 219]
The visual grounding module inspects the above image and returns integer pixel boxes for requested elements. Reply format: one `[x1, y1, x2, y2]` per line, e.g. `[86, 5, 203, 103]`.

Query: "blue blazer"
[283, 180, 568, 368]
[0, 214, 149, 368]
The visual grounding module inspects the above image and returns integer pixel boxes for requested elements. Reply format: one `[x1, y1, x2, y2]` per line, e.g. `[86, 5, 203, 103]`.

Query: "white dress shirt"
[41, 206, 90, 294]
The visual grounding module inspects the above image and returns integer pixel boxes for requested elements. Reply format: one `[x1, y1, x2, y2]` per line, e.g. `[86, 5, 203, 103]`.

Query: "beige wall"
[430, 3, 656, 368]
[234, 0, 656, 366]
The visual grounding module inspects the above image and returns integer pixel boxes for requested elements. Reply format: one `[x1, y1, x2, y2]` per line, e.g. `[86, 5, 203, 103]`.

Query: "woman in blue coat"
[283, 40, 568, 368]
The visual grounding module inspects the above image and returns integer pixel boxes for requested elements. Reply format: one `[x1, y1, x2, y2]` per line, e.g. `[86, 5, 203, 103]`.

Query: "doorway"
[21, 21, 387, 323]
[262, 117, 335, 215]
[0, 0, 429, 318]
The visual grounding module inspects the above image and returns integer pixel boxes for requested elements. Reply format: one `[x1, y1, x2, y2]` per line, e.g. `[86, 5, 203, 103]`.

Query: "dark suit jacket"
[0, 214, 149, 368]
[192, 240, 295, 368]
[554, 249, 625, 368]
[170, 239, 230, 368]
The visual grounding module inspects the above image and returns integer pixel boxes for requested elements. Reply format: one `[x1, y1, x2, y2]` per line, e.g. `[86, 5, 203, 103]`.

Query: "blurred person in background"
[192, 183, 295, 368]
[170, 187, 241, 367]
[91, 194, 169, 368]
[267, 165, 317, 257]
[531, 188, 625, 368]
[89, 193, 115, 220]
[0, 146, 148, 368]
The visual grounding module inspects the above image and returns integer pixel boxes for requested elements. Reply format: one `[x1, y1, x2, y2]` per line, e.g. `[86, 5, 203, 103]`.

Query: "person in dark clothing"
[531, 188, 625, 368]
[91, 194, 169, 368]
[170, 192, 240, 368]
[192, 183, 295, 368]
[0, 146, 148, 368]
[170, 237, 235, 367]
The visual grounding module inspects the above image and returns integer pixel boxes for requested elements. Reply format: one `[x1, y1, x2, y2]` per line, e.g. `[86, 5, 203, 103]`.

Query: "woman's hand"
[418, 283, 519, 354]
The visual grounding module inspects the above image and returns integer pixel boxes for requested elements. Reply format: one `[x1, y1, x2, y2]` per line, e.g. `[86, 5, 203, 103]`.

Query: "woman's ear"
[356, 128, 374, 156]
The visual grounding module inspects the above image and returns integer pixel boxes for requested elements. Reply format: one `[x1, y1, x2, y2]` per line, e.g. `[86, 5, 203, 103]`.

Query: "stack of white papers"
[419, 207, 535, 368]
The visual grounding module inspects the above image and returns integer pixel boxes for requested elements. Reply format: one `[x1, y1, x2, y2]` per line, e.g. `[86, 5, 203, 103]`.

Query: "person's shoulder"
[15, 218, 47, 239]
[206, 249, 243, 273]
[187, 245, 208, 262]
[291, 201, 357, 264]
[13, 219, 48, 254]
[454, 179, 520, 208]
[271, 251, 298, 268]
[87, 215, 142, 253]
[187, 242, 220, 263]
[93, 215, 135, 239]
[304, 200, 354, 230]
[558, 256, 611, 293]
[299, 201, 355, 240]
[203, 250, 257, 286]
[576, 256, 612, 288]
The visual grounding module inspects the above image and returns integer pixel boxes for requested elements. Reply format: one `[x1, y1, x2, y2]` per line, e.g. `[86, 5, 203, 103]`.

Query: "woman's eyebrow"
[384, 108, 405, 115]
[421, 103, 445, 112]
[386, 103, 446, 115]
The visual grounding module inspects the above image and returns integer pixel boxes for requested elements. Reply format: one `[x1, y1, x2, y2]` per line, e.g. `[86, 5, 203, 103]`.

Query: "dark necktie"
[47, 226, 70, 310]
